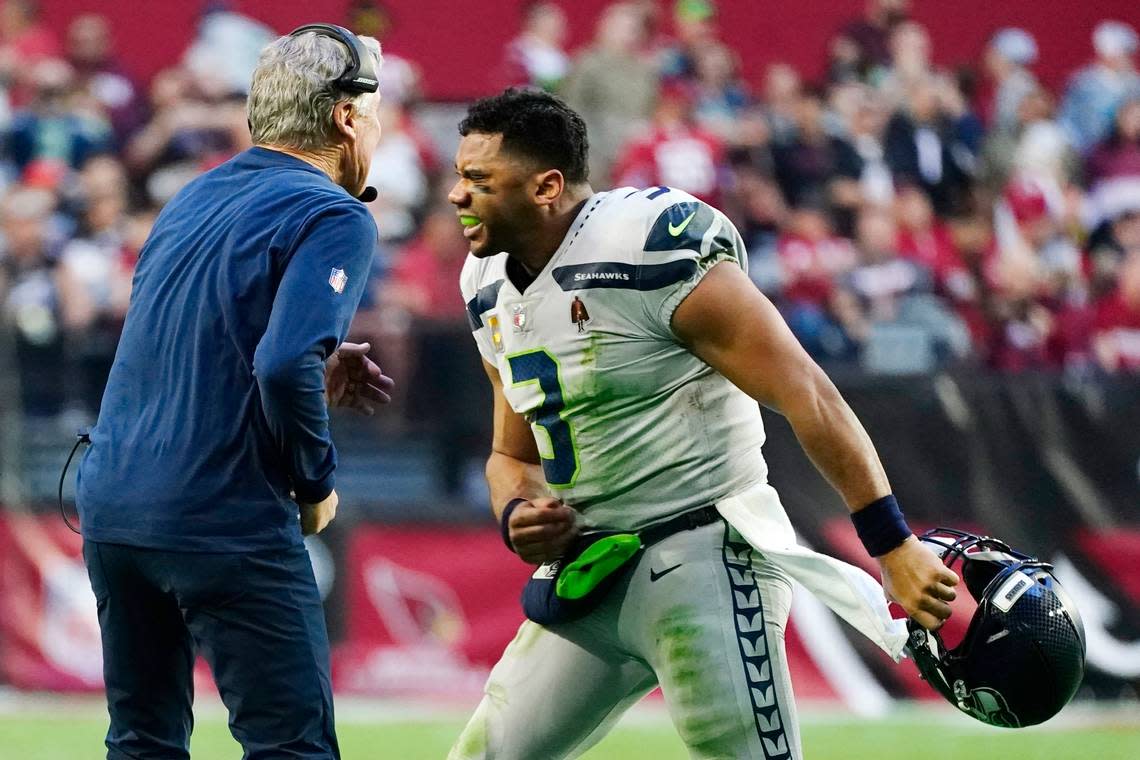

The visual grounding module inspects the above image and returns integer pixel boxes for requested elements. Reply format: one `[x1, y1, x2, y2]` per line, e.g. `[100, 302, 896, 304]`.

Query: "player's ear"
[533, 169, 565, 207]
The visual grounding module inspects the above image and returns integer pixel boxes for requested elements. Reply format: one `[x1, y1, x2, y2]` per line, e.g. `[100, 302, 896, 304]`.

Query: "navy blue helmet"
[905, 528, 1086, 727]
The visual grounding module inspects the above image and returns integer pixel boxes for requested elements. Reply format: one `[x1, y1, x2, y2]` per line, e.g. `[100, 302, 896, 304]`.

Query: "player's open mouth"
[459, 214, 484, 240]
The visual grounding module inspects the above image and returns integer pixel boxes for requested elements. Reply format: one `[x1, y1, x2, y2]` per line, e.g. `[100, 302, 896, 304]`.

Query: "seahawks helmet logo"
[954, 682, 1020, 728]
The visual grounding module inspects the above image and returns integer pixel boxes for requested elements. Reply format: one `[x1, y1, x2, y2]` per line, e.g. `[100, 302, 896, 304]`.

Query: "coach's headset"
[249, 23, 380, 201]
[288, 23, 379, 96]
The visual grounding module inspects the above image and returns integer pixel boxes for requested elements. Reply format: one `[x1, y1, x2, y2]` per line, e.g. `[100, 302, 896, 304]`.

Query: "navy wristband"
[500, 498, 528, 553]
[851, 494, 911, 557]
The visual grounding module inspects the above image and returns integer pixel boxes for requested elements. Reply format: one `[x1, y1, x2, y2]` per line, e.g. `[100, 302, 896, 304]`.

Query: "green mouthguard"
[459, 215, 481, 227]
[555, 534, 642, 600]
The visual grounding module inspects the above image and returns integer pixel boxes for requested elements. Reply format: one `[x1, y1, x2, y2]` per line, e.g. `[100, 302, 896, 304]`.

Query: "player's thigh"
[83, 541, 195, 759]
[450, 618, 657, 760]
[177, 544, 338, 758]
[634, 522, 801, 760]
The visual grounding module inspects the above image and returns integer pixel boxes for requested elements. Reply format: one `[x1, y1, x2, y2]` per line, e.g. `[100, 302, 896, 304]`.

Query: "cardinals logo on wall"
[571, 296, 590, 332]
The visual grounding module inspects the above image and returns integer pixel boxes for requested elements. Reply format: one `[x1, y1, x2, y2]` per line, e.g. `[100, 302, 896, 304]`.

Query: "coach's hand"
[300, 490, 339, 535]
[878, 535, 959, 631]
[508, 497, 578, 564]
[326, 342, 395, 415]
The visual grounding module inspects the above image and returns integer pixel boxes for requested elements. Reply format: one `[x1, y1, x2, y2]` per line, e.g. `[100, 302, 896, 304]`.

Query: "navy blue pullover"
[77, 147, 376, 551]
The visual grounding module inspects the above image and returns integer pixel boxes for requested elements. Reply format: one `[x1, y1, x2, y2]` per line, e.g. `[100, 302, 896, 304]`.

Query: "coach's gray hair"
[247, 31, 382, 151]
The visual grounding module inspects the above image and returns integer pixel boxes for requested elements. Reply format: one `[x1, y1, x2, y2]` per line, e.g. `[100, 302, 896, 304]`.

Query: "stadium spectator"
[982, 28, 1040, 132]
[1091, 245, 1140, 373]
[1086, 96, 1140, 235]
[387, 205, 480, 495]
[726, 167, 787, 294]
[611, 79, 725, 202]
[54, 156, 133, 413]
[834, 205, 970, 370]
[690, 41, 749, 141]
[497, 1, 570, 92]
[843, 87, 895, 206]
[560, 1, 657, 184]
[883, 75, 973, 216]
[834, 0, 910, 76]
[0, 184, 65, 415]
[363, 99, 437, 244]
[1002, 175, 1084, 300]
[1087, 95, 1140, 185]
[878, 20, 932, 106]
[5, 58, 110, 175]
[124, 67, 244, 204]
[776, 203, 858, 358]
[0, 0, 61, 109]
[978, 85, 1053, 199]
[761, 62, 801, 145]
[65, 14, 143, 146]
[181, 3, 274, 96]
[1059, 21, 1140, 154]
[657, 0, 720, 81]
[895, 183, 972, 300]
[1087, 203, 1140, 301]
[771, 85, 862, 215]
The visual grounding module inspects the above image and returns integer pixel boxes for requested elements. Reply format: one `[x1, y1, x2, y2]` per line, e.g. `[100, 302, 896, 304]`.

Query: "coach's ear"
[533, 169, 565, 208]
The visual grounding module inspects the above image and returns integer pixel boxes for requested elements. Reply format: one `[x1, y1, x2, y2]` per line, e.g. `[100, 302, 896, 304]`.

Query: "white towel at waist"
[716, 481, 909, 662]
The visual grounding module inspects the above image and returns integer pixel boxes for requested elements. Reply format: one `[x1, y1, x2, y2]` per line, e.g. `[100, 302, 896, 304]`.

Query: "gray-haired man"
[77, 25, 389, 760]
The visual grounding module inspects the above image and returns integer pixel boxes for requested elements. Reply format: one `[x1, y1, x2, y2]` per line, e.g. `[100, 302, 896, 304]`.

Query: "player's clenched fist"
[878, 535, 960, 631]
[507, 497, 578, 564]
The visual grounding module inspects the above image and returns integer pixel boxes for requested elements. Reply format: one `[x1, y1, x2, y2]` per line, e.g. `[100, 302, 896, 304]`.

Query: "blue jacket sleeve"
[252, 201, 377, 503]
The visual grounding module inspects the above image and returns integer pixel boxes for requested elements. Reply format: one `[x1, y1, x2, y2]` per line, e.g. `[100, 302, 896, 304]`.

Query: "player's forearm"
[783, 367, 891, 512]
[486, 450, 549, 521]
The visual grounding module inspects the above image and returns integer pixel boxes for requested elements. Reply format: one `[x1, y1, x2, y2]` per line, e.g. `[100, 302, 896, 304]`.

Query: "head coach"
[75, 24, 392, 760]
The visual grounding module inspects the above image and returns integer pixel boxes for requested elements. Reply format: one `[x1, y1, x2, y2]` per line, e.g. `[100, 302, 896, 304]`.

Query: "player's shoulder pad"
[461, 254, 505, 330]
[643, 198, 721, 254]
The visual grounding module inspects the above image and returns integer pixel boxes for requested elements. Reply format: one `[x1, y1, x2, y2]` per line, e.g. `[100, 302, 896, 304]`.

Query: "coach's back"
[77, 146, 376, 552]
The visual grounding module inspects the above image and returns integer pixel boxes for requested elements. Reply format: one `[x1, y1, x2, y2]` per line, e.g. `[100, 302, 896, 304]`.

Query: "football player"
[447, 88, 958, 760]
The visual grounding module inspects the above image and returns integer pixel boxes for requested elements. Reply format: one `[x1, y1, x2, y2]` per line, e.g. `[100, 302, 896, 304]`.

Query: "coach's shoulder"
[312, 195, 378, 238]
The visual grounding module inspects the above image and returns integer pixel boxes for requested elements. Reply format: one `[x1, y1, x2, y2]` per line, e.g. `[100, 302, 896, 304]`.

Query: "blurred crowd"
[2, 0, 1140, 428]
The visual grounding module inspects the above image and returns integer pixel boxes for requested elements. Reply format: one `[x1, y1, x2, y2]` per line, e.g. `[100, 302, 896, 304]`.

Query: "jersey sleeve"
[253, 201, 377, 503]
[635, 196, 748, 339]
[460, 254, 503, 366]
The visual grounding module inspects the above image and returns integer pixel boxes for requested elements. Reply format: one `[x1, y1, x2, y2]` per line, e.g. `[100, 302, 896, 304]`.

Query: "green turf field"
[1, 702, 1139, 760]
[2, 716, 1137, 759]
[2, 697, 1140, 756]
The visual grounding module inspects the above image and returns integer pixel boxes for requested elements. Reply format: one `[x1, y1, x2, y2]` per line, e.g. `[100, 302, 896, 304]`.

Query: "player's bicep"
[482, 359, 541, 464]
[671, 261, 828, 414]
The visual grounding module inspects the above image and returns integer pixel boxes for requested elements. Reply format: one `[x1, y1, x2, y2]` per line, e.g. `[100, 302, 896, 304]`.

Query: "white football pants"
[448, 519, 801, 759]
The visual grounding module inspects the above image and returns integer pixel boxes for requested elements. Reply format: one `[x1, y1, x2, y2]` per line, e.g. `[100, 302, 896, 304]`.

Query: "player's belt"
[637, 505, 721, 548]
[522, 505, 723, 626]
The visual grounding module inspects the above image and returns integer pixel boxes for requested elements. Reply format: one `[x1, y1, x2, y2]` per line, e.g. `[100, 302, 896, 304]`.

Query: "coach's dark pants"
[83, 541, 339, 760]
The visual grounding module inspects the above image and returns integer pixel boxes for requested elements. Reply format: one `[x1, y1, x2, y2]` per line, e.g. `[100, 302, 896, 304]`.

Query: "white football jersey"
[461, 187, 768, 530]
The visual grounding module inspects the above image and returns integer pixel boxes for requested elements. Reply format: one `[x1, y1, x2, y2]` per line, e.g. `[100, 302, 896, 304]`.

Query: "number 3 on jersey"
[507, 349, 580, 488]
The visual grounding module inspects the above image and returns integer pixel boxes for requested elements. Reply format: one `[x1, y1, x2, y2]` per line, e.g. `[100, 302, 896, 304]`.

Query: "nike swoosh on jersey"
[649, 563, 684, 582]
[668, 211, 697, 237]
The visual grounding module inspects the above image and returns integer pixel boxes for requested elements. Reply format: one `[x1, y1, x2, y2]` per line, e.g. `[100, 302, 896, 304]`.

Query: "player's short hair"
[247, 31, 382, 152]
[459, 88, 590, 183]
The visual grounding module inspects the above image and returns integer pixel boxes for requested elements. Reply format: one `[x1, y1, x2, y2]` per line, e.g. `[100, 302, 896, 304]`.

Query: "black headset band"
[288, 23, 378, 95]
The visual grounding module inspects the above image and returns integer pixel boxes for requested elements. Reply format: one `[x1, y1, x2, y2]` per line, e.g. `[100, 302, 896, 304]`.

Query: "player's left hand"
[878, 535, 960, 631]
[325, 341, 394, 414]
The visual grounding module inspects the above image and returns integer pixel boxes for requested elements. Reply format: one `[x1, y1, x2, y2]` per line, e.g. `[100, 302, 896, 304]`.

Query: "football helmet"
[905, 528, 1086, 727]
